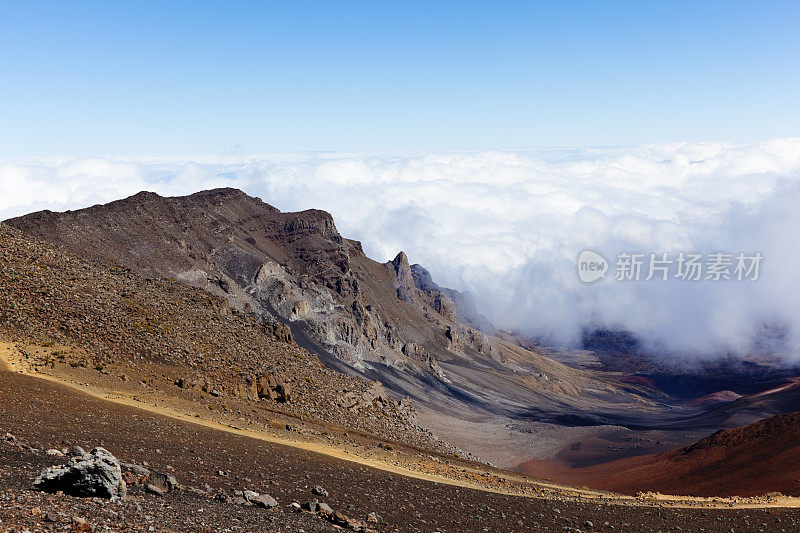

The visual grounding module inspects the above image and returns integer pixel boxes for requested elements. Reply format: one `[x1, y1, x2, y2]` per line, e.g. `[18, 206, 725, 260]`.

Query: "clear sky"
[1, 1, 798, 156]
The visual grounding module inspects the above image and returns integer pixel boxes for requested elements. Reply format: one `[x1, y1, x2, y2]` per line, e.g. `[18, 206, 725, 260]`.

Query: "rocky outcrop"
[411, 263, 494, 333]
[390, 252, 415, 301]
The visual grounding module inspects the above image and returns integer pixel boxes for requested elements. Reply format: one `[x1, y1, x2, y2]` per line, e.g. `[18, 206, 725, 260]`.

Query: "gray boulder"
[120, 462, 150, 477]
[248, 491, 278, 509]
[242, 489, 278, 508]
[33, 447, 126, 500]
[147, 470, 178, 492]
[67, 445, 86, 457]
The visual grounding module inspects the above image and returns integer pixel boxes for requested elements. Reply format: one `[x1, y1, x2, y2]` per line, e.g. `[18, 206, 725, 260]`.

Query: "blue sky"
[1, 1, 799, 156]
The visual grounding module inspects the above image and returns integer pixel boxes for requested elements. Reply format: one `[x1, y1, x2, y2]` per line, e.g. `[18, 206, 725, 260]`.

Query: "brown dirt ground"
[4, 370, 800, 532]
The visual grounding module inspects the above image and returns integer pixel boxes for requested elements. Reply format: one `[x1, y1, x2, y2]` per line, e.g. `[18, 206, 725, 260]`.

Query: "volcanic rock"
[33, 447, 126, 500]
[148, 470, 178, 493]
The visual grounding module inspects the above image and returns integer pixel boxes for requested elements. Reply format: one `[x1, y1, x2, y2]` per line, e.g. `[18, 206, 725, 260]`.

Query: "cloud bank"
[2, 139, 800, 357]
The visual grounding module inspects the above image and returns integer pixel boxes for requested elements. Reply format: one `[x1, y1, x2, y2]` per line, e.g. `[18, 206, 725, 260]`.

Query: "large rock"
[275, 382, 292, 403]
[257, 373, 278, 400]
[244, 489, 278, 508]
[33, 447, 126, 500]
[147, 469, 178, 492]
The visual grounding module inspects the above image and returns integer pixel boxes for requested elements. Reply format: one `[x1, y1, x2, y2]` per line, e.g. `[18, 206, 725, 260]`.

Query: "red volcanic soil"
[686, 390, 743, 408]
[619, 375, 657, 388]
[521, 411, 800, 497]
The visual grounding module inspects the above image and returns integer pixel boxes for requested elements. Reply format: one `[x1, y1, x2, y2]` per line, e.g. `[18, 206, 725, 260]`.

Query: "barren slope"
[522, 411, 800, 498]
[5, 367, 800, 532]
[0, 222, 436, 451]
[6, 190, 672, 438]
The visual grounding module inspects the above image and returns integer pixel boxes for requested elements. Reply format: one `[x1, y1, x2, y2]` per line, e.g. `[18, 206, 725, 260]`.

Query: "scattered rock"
[302, 500, 319, 513]
[311, 484, 328, 497]
[145, 483, 165, 496]
[254, 494, 278, 509]
[148, 470, 178, 492]
[321, 509, 366, 530]
[71, 516, 92, 532]
[33, 447, 126, 500]
[367, 511, 381, 523]
[121, 462, 151, 477]
[244, 490, 278, 509]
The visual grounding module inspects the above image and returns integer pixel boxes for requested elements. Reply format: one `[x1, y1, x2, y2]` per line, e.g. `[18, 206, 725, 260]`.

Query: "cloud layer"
[3, 139, 800, 357]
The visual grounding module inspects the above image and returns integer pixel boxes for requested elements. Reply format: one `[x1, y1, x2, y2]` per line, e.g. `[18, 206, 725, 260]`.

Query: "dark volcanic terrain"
[4, 369, 800, 532]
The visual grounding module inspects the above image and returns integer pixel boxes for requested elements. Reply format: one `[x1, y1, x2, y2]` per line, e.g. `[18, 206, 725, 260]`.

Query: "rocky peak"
[410, 264, 439, 293]
[389, 252, 415, 301]
[391, 251, 411, 273]
[129, 190, 161, 201]
[282, 209, 341, 241]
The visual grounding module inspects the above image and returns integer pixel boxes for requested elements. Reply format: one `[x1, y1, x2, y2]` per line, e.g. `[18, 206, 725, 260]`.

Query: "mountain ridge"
[7, 188, 699, 469]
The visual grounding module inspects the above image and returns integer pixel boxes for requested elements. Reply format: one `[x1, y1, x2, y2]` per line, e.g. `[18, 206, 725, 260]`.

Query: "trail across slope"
[3, 342, 800, 513]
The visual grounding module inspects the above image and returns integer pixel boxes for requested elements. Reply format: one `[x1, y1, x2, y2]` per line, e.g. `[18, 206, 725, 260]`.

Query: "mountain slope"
[7, 189, 665, 423]
[9, 189, 689, 470]
[523, 411, 800, 497]
[0, 221, 434, 449]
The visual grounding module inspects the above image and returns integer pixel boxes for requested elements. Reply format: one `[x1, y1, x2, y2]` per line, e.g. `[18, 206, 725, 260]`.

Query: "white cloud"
[2, 139, 800, 357]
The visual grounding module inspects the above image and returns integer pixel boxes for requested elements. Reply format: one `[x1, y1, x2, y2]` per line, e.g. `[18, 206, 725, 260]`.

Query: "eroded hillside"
[0, 222, 439, 451]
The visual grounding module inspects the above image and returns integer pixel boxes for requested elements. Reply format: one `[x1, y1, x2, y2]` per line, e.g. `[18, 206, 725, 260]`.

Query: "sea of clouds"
[2, 138, 800, 358]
